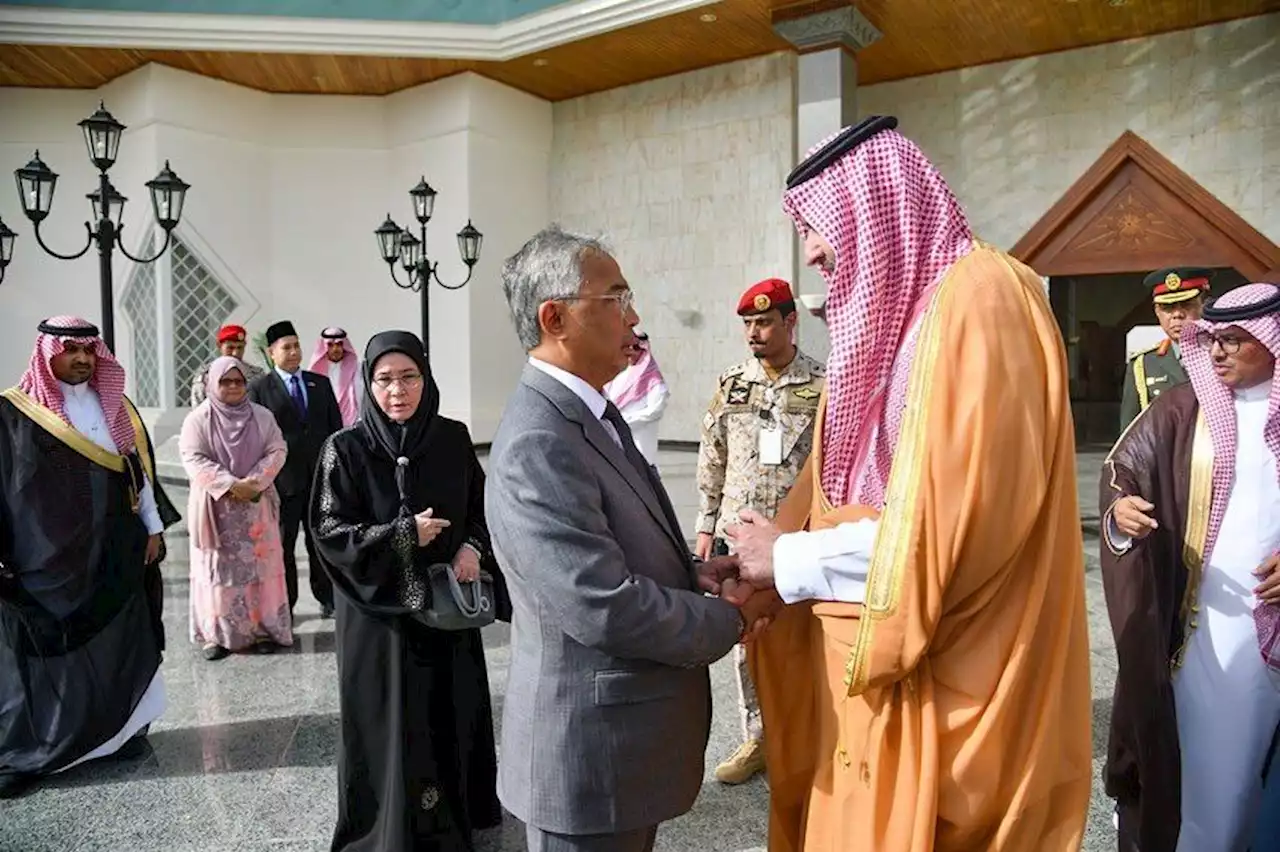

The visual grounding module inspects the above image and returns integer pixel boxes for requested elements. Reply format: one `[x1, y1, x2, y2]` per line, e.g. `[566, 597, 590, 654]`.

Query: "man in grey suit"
[487, 226, 773, 852]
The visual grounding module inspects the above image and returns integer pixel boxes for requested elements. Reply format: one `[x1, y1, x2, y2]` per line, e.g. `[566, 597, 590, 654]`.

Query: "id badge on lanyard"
[759, 427, 783, 466]
[758, 387, 783, 466]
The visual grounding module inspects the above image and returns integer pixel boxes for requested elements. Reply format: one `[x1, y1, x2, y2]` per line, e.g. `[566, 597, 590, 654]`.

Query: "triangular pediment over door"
[1012, 130, 1280, 281]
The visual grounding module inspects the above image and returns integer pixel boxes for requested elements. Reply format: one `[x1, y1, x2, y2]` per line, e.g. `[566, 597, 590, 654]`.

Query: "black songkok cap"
[785, 115, 899, 190]
[265, 320, 298, 346]
[1142, 267, 1213, 305]
[1204, 285, 1280, 323]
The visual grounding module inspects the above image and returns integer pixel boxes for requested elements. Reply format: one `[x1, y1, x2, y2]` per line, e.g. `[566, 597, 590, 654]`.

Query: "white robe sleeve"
[773, 519, 879, 604]
[137, 479, 164, 535]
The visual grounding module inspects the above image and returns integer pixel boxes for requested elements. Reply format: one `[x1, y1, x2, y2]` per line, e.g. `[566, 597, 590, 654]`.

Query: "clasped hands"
[696, 509, 786, 641]
[227, 477, 262, 502]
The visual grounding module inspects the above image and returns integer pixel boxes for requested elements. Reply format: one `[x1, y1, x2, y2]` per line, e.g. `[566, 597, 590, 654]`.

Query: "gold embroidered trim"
[1099, 396, 1161, 553]
[1, 387, 152, 485]
[1134, 356, 1150, 411]
[843, 267, 951, 695]
[121, 396, 155, 483]
[1, 387, 128, 472]
[1172, 411, 1213, 670]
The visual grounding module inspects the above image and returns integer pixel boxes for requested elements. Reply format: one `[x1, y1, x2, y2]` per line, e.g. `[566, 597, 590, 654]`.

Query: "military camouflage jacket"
[695, 350, 825, 538]
[1118, 339, 1189, 430]
[189, 359, 267, 407]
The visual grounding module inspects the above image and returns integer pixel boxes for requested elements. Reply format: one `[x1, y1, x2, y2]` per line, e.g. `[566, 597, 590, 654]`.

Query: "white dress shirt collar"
[529, 357, 609, 421]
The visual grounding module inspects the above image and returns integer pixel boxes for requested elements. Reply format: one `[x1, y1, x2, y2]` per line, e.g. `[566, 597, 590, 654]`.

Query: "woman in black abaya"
[309, 331, 504, 852]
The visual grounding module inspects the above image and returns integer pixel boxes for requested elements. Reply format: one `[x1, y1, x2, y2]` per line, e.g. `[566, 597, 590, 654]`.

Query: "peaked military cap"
[1144, 266, 1212, 305]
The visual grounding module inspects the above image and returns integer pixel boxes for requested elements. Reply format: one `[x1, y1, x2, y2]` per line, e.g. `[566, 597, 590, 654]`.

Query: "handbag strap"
[445, 567, 485, 617]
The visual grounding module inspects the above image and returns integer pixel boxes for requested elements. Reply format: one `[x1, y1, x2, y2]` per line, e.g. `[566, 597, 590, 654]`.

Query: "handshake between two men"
[693, 509, 788, 641]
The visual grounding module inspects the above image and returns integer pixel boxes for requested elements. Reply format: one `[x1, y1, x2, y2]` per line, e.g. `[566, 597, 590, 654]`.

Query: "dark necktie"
[602, 402, 650, 480]
[289, 374, 307, 418]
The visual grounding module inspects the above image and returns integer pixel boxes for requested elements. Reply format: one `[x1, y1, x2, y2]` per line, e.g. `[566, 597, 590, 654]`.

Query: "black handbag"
[416, 562, 497, 631]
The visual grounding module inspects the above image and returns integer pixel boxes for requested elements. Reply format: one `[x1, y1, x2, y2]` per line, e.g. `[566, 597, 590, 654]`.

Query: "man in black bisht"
[0, 316, 180, 798]
[309, 330, 506, 852]
[249, 319, 343, 618]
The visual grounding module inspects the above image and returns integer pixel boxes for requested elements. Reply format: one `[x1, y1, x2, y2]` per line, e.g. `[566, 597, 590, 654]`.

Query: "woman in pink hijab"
[179, 356, 293, 660]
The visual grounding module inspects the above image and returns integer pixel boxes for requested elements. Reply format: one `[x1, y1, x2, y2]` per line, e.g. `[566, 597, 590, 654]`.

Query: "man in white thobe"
[1096, 282, 1280, 851]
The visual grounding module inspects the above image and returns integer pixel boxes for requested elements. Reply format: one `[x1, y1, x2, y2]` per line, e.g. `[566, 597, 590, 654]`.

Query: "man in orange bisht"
[724, 116, 1094, 851]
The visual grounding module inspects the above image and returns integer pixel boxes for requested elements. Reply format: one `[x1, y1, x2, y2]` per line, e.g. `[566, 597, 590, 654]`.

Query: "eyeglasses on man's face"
[371, 373, 425, 391]
[560, 290, 636, 315]
[1194, 330, 1244, 354]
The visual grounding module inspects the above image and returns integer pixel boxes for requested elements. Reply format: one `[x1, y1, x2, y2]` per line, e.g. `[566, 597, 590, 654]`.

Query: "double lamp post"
[0, 102, 190, 352]
[0, 102, 481, 362]
[374, 178, 483, 362]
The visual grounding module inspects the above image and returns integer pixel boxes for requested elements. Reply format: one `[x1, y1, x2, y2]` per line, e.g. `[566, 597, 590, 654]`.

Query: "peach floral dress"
[179, 401, 293, 651]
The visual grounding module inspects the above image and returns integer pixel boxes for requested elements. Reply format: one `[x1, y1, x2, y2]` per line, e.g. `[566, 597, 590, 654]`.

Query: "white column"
[774, 7, 881, 364]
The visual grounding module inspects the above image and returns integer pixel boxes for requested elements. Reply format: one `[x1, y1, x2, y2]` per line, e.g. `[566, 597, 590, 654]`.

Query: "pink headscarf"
[309, 327, 359, 426]
[1180, 282, 1280, 670]
[19, 315, 136, 455]
[204, 356, 264, 479]
[605, 337, 666, 410]
[782, 128, 973, 506]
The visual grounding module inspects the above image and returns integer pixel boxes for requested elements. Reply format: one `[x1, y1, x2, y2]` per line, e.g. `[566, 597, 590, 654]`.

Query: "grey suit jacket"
[486, 365, 742, 835]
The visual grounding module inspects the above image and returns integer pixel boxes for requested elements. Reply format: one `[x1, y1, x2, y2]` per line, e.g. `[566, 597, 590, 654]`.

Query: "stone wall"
[549, 53, 798, 442]
[858, 14, 1280, 250]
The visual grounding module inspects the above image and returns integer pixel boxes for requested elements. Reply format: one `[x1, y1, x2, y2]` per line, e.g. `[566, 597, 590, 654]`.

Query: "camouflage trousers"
[734, 643, 763, 742]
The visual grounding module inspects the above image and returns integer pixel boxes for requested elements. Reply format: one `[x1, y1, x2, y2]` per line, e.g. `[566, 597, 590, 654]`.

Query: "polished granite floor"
[0, 451, 1121, 852]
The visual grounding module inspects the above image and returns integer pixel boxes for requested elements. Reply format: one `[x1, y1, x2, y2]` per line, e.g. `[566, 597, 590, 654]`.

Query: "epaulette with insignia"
[719, 363, 748, 385]
[1127, 343, 1160, 363]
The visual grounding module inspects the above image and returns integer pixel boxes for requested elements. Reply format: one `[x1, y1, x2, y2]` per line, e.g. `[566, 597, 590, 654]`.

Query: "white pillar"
[774, 7, 881, 364]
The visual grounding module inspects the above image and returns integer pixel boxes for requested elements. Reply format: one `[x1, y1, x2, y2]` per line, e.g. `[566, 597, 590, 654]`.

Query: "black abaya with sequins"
[308, 332, 504, 852]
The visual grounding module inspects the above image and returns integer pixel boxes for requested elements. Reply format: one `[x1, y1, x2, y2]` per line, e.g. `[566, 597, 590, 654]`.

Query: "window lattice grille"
[171, 236, 238, 403]
[121, 234, 160, 407]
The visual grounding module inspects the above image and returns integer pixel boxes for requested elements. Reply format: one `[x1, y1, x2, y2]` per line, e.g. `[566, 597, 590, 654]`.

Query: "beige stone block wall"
[549, 53, 798, 442]
[857, 13, 1280, 252]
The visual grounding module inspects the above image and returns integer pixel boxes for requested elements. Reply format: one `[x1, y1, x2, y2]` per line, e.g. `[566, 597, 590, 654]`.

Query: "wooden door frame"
[1011, 130, 1280, 282]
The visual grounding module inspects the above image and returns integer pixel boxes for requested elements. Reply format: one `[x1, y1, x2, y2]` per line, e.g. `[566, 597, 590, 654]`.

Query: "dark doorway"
[1051, 267, 1249, 445]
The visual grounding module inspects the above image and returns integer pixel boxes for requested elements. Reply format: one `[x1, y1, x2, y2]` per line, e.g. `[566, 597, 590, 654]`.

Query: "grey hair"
[501, 224, 611, 351]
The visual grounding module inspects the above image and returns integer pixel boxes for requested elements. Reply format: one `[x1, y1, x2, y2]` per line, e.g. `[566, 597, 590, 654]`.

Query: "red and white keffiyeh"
[1180, 282, 1280, 670]
[309, 329, 359, 427]
[782, 129, 974, 506]
[605, 338, 666, 411]
[18, 315, 136, 455]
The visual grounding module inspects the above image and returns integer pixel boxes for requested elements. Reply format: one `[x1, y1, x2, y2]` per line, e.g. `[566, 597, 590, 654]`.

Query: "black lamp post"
[0, 217, 15, 285]
[374, 176, 482, 361]
[9, 102, 190, 352]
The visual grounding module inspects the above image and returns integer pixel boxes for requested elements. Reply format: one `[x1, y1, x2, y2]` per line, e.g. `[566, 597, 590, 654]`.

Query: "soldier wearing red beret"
[695, 276, 825, 784]
[189, 323, 266, 407]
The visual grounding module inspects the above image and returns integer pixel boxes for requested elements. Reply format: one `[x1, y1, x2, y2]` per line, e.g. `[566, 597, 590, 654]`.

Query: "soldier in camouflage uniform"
[1118, 266, 1211, 429]
[695, 277, 825, 785]
[189, 324, 265, 407]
